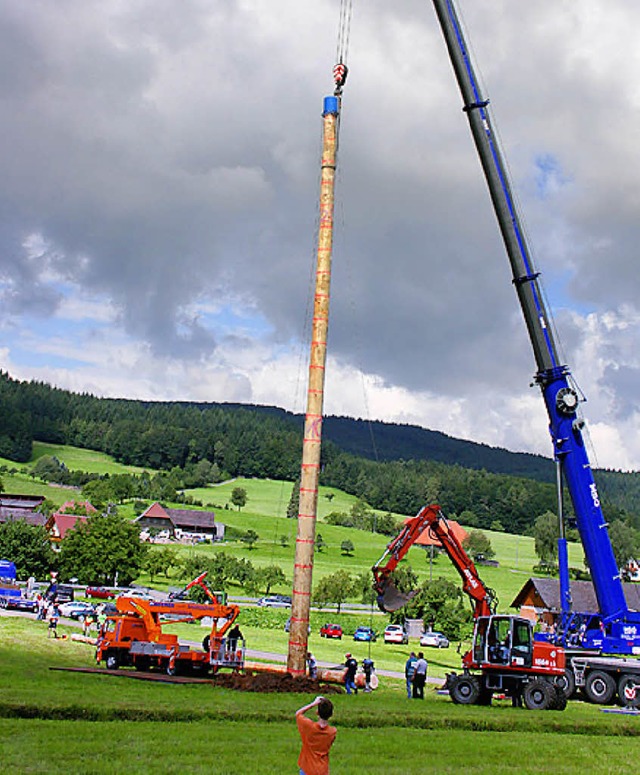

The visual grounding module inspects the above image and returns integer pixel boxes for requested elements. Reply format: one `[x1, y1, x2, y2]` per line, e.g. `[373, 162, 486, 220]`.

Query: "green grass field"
[2, 616, 640, 774]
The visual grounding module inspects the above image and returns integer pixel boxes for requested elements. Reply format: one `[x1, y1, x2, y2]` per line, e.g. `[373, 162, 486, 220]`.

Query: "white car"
[383, 624, 408, 644]
[57, 601, 95, 620]
[420, 631, 450, 648]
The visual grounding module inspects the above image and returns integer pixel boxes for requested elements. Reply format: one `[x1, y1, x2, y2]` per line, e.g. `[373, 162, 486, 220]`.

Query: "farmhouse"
[45, 501, 98, 550]
[135, 502, 224, 543]
[511, 577, 640, 626]
[0, 494, 46, 527]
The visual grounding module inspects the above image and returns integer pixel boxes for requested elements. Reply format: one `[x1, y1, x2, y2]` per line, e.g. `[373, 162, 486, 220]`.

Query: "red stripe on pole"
[293, 589, 311, 597]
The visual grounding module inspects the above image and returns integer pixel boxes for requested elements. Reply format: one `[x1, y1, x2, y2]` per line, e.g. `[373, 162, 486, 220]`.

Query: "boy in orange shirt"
[295, 695, 337, 775]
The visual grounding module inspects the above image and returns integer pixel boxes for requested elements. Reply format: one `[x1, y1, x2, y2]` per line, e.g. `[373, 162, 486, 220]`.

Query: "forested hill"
[210, 404, 556, 482]
[1, 372, 639, 527]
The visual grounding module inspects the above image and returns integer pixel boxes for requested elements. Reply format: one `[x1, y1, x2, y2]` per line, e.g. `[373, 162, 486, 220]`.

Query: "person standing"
[227, 623, 243, 653]
[405, 651, 418, 699]
[307, 652, 318, 680]
[362, 658, 375, 693]
[296, 695, 337, 775]
[82, 613, 93, 637]
[344, 653, 358, 695]
[412, 652, 428, 699]
[47, 605, 60, 639]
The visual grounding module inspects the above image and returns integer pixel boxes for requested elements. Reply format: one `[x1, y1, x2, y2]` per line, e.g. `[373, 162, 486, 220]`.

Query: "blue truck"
[0, 559, 37, 612]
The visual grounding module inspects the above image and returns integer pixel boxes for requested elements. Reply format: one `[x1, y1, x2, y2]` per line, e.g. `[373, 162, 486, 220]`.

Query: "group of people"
[344, 652, 375, 694]
[404, 651, 428, 698]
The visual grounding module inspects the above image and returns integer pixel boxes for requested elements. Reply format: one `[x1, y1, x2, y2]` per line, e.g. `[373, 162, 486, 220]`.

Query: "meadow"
[2, 616, 640, 774]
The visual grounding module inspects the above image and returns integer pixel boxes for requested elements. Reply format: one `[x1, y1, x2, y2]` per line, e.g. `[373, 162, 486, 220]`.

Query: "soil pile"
[213, 670, 342, 694]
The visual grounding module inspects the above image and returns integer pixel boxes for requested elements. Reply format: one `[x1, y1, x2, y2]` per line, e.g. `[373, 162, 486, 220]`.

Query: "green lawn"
[2, 616, 640, 775]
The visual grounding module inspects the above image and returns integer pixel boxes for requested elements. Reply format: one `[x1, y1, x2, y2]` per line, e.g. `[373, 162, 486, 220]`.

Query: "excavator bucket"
[376, 580, 418, 613]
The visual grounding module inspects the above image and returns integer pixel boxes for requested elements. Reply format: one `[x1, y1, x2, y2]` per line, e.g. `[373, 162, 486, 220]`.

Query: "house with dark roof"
[511, 577, 640, 626]
[0, 494, 47, 528]
[135, 502, 224, 543]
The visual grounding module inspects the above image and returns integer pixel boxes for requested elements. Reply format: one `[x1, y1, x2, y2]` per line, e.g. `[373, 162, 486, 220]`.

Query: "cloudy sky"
[2, 0, 640, 470]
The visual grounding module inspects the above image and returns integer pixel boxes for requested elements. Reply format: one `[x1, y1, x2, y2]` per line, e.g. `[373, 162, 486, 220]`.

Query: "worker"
[227, 623, 243, 654]
[362, 658, 375, 692]
[412, 652, 428, 699]
[404, 651, 418, 699]
[344, 653, 358, 695]
[82, 613, 93, 637]
[295, 695, 337, 775]
[307, 651, 318, 680]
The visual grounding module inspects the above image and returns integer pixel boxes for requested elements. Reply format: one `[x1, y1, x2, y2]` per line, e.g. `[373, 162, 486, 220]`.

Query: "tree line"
[1, 371, 639, 537]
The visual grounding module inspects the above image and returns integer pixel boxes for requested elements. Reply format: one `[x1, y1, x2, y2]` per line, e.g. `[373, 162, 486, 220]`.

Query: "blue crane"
[430, 0, 640, 657]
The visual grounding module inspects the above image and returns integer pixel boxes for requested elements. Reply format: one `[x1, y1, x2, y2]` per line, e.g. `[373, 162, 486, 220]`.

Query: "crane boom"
[431, 0, 640, 651]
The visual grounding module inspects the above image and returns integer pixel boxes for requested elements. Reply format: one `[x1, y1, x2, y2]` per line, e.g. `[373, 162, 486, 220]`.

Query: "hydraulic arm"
[430, 0, 640, 652]
[373, 504, 496, 618]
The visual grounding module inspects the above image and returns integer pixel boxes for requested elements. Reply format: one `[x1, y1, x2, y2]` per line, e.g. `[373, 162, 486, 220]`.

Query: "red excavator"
[372, 505, 566, 710]
[95, 573, 243, 675]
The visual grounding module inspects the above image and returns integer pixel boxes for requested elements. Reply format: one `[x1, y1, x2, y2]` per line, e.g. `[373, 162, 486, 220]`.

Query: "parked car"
[96, 602, 118, 616]
[420, 631, 450, 648]
[353, 626, 377, 642]
[86, 586, 115, 599]
[383, 624, 408, 644]
[320, 623, 343, 639]
[58, 601, 96, 620]
[257, 595, 292, 608]
[51, 583, 75, 603]
[284, 617, 311, 633]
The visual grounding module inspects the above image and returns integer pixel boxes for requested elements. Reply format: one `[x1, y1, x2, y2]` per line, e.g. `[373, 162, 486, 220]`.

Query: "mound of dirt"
[212, 670, 342, 694]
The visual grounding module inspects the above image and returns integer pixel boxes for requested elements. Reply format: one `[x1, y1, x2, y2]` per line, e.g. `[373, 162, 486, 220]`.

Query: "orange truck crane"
[95, 573, 243, 676]
[373, 505, 567, 710]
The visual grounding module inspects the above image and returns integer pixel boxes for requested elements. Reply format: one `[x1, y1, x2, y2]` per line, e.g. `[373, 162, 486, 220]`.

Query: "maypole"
[287, 4, 351, 676]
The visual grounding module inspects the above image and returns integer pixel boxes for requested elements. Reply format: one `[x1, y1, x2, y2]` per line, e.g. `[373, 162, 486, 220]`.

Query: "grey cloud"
[2, 0, 640, 455]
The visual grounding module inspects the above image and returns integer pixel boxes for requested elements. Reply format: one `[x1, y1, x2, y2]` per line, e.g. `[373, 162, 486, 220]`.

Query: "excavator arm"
[372, 504, 496, 617]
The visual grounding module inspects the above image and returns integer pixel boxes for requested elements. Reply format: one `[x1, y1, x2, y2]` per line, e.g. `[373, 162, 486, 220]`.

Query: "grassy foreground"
[3, 616, 640, 774]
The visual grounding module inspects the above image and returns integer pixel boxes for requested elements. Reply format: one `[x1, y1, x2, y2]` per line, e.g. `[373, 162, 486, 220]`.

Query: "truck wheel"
[618, 674, 640, 708]
[550, 684, 568, 711]
[523, 679, 554, 710]
[105, 653, 119, 670]
[202, 635, 210, 652]
[448, 674, 480, 705]
[554, 668, 576, 699]
[585, 670, 616, 705]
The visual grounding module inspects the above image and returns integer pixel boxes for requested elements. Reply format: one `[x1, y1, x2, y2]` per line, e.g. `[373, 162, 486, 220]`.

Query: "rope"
[335, 0, 353, 65]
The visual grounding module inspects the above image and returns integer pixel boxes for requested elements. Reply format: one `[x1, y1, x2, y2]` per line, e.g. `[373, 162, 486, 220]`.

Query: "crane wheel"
[617, 674, 640, 708]
[448, 674, 480, 705]
[523, 679, 554, 710]
[105, 653, 119, 671]
[584, 670, 616, 705]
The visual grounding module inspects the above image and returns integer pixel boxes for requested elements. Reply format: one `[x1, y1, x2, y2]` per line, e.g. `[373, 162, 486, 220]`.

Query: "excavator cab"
[472, 616, 533, 669]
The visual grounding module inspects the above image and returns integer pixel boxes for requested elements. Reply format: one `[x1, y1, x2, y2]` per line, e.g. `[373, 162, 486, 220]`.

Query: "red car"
[86, 586, 115, 599]
[320, 623, 343, 639]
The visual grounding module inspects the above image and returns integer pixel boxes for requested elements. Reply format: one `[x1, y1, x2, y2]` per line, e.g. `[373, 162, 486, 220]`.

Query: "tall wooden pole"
[287, 94, 341, 675]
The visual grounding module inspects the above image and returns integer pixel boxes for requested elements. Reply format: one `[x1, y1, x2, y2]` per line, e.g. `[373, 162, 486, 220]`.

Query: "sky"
[3, 1, 640, 471]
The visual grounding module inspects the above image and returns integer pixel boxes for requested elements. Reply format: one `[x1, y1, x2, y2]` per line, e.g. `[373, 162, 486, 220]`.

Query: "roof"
[58, 500, 98, 515]
[403, 516, 468, 548]
[46, 513, 88, 540]
[0, 509, 47, 527]
[511, 577, 640, 613]
[0, 494, 45, 510]
[136, 502, 216, 530]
